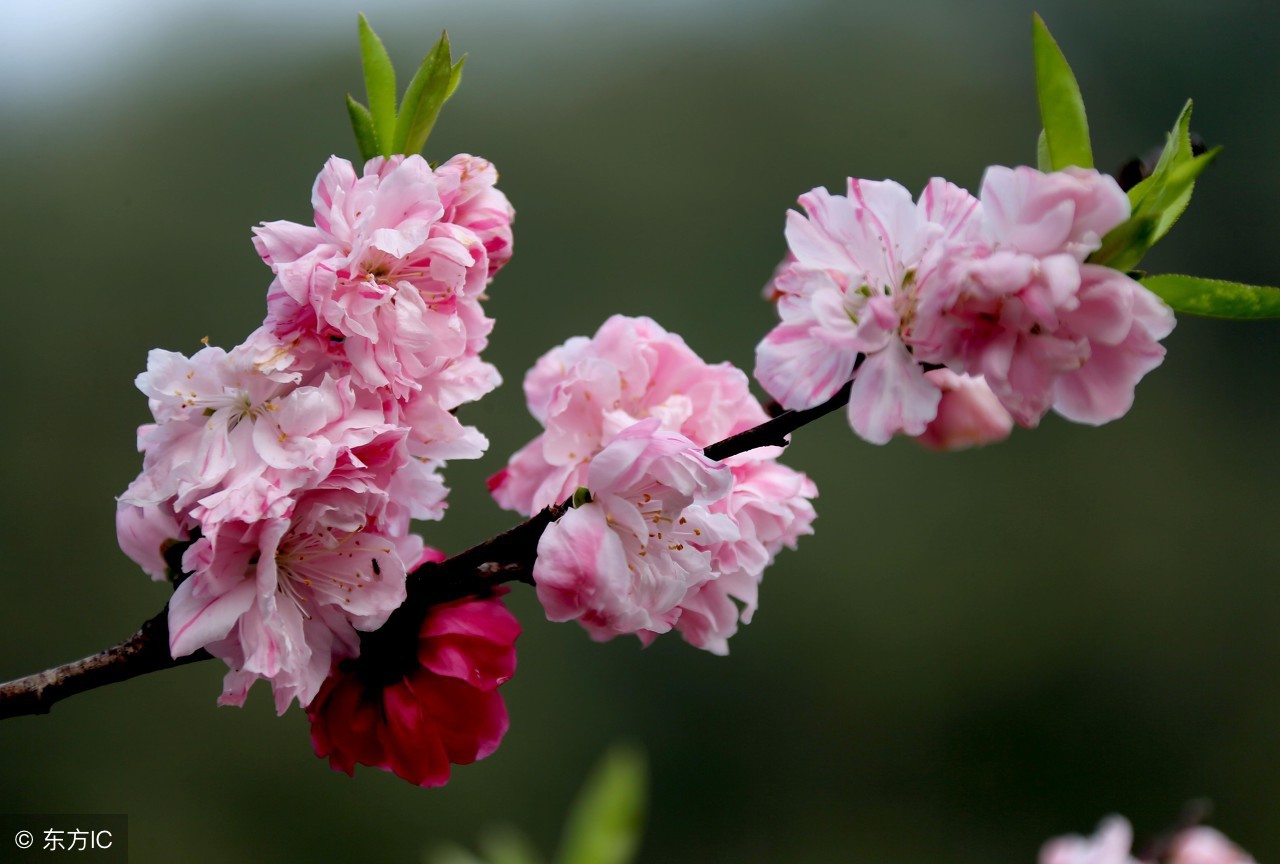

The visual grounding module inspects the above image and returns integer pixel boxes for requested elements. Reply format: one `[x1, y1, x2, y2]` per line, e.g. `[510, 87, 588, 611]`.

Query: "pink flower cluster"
[1041, 817, 1255, 864]
[755, 166, 1175, 447]
[490, 315, 817, 654]
[116, 154, 514, 713]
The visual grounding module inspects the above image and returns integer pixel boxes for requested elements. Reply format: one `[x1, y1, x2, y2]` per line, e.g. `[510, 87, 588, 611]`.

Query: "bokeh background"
[1, 1, 1277, 861]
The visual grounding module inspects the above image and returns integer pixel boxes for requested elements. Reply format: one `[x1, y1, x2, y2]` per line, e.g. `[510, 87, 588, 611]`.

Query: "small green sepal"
[1032, 14, 1093, 171]
[1141, 274, 1280, 319]
[571, 487, 592, 508]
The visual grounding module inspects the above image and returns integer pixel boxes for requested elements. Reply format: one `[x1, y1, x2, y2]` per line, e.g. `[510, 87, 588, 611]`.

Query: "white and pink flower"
[491, 314, 772, 514]
[919, 165, 1175, 428]
[682, 455, 817, 654]
[1040, 817, 1255, 864]
[913, 369, 1014, 452]
[170, 488, 416, 713]
[118, 151, 514, 713]
[1040, 817, 1140, 864]
[533, 420, 738, 641]
[754, 177, 981, 444]
[493, 316, 817, 652]
[757, 167, 1175, 443]
[254, 153, 510, 399]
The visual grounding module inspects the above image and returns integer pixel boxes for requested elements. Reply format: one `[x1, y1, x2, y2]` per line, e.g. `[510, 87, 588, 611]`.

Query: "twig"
[704, 381, 852, 461]
[0, 612, 211, 719]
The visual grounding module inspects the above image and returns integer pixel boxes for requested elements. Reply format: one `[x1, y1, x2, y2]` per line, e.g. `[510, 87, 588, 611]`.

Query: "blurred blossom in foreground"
[1040, 817, 1255, 864]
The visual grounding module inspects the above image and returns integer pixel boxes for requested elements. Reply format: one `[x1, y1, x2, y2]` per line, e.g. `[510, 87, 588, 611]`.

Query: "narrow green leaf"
[555, 747, 647, 864]
[1036, 129, 1051, 172]
[357, 14, 397, 155]
[1032, 14, 1093, 170]
[1141, 274, 1280, 319]
[346, 95, 379, 164]
[1148, 126, 1198, 241]
[1153, 146, 1220, 235]
[1126, 100, 1201, 245]
[1127, 101, 1194, 209]
[392, 31, 466, 156]
[1090, 116, 1218, 272]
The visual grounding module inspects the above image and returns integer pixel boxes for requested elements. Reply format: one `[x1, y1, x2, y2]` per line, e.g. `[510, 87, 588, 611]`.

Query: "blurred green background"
[1, 0, 1277, 861]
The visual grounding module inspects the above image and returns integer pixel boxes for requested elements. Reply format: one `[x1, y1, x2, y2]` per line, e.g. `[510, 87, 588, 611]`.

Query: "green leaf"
[1152, 145, 1219, 237]
[1127, 100, 1203, 244]
[1141, 274, 1280, 319]
[357, 14, 397, 155]
[393, 30, 466, 156]
[555, 747, 647, 864]
[1127, 100, 1193, 211]
[1090, 104, 1219, 272]
[1032, 14, 1092, 170]
[1036, 129, 1051, 173]
[1090, 212, 1158, 272]
[346, 95, 379, 164]
[478, 827, 545, 864]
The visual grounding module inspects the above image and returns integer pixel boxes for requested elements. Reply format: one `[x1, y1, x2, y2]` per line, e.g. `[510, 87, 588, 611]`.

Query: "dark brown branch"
[704, 381, 852, 461]
[0, 611, 211, 719]
[0, 378, 858, 719]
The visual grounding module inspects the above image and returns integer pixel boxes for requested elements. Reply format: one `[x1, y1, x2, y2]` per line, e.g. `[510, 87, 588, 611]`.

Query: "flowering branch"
[0, 380, 850, 721]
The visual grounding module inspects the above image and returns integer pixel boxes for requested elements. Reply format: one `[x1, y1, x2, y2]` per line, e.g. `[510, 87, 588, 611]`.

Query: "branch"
[0, 380, 855, 719]
[0, 611, 211, 719]
[704, 380, 852, 461]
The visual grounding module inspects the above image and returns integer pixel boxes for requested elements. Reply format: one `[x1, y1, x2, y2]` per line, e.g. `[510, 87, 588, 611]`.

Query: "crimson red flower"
[307, 591, 519, 787]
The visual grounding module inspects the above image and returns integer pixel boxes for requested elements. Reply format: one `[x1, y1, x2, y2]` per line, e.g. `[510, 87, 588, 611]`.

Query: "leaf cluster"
[1033, 15, 1277, 319]
[347, 14, 465, 163]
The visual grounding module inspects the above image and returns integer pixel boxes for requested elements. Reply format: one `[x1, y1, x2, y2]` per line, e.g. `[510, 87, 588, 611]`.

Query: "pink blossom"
[492, 315, 769, 515]
[254, 154, 510, 399]
[1040, 816, 1140, 864]
[919, 166, 1175, 427]
[307, 592, 519, 787]
[122, 342, 294, 512]
[120, 341, 426, 532]
[119, 152, 511, 713]
[434, 154, 515, 276]
[1040, 818, 1255, 864]
[491, 316, 817, 651]
[1167, 827, 1256, 864]
[912, 369, 1014, 451]
[533, 420, 738, 641]
[115, 501, 185, 581]
[754, 177, 981, 444]
[169, 488, 413, 713]
[678, 456, 817, 654]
